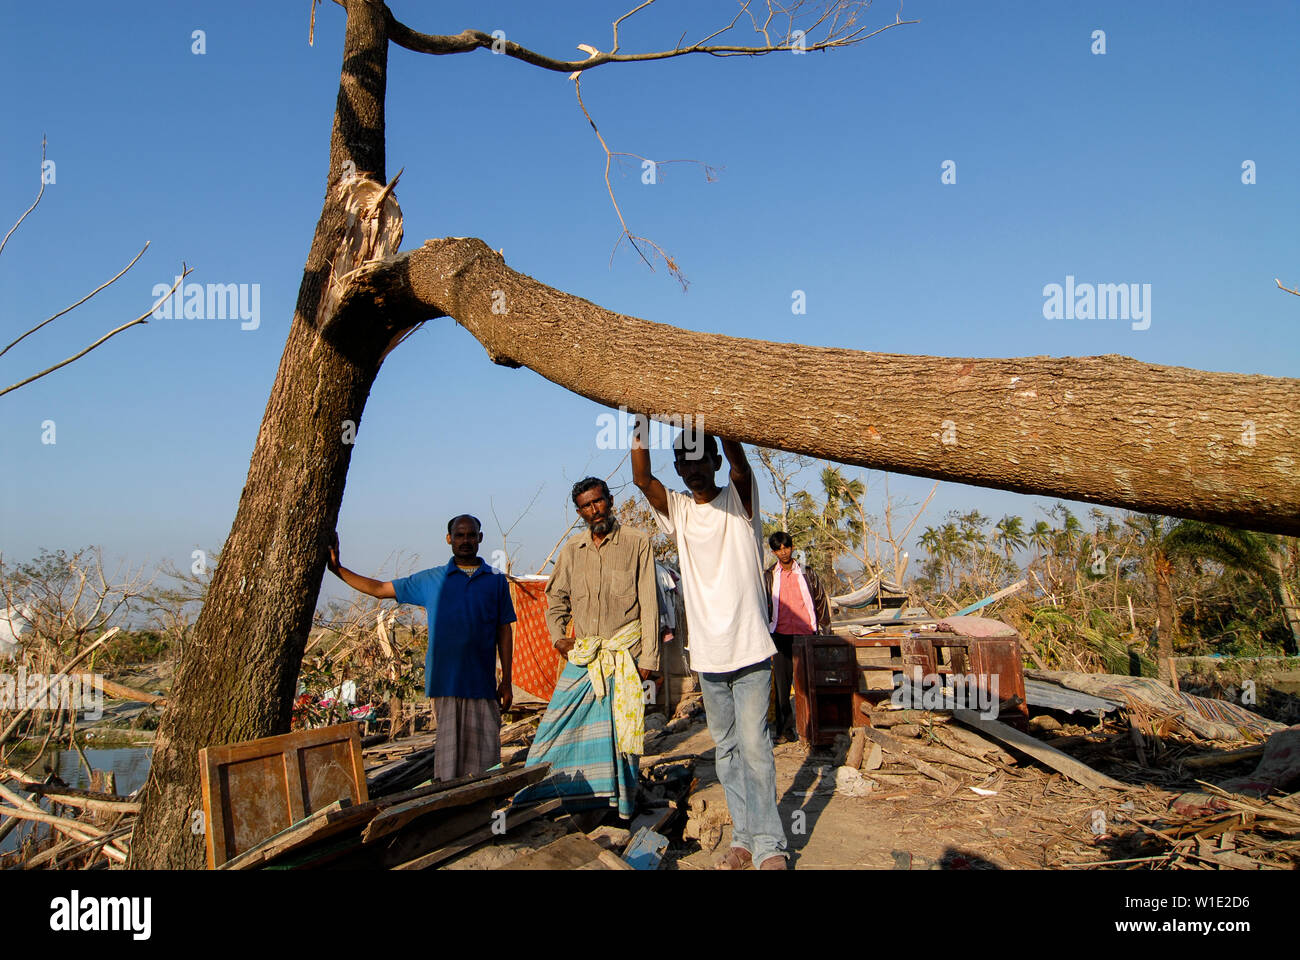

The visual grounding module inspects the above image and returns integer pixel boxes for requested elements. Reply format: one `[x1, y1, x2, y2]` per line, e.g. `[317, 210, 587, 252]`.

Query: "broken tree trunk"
[358, 237, 1300, 536]
[131, 2, 406, 868]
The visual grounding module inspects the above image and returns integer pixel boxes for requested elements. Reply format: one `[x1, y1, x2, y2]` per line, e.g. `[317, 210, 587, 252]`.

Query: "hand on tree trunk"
[326, 531, 341, 575]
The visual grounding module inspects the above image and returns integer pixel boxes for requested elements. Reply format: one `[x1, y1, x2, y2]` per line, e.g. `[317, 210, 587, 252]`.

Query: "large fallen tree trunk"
[348, 237, 1300, 537]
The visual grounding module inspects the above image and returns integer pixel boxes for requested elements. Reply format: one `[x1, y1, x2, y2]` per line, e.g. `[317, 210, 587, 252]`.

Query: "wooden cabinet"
[792, 635, 857, 746]
[793, 630, 1028, 747]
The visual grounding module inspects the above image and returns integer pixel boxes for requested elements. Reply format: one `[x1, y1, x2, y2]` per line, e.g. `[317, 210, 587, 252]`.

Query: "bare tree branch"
[1, 242, 150, 359]
[490, 482, 545, 574]
[384, 1, 917, 73]
[1, 266, 191, 398]
[573, 75, 708, 288]
[0, 136, 49, 262]
[534, 448, 632, 574]
[382, 3, 913, 286]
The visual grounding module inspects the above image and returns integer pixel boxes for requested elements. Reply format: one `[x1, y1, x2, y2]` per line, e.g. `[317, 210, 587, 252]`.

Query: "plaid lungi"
[512, 660, 639, 818]
[433, 696, 501, 781]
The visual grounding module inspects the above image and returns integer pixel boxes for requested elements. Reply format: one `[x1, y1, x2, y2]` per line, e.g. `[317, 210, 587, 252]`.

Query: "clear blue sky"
[2, 1, 1297, 598]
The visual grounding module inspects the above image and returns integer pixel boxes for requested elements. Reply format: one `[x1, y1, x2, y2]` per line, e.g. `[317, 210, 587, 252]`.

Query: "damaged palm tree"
[132, 1, 1299, 867]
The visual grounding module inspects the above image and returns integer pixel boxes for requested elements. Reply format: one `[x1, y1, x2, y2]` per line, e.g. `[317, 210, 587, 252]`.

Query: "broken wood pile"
[0, 766, 136, 869]
[204, 698, 698, 870]
[846, 705, 1048, 791]
[363, 713, 541, 797]
[1099, 782, 1300, 870]
[217, 763, 556, 870]
[808, 692, 1300, 870]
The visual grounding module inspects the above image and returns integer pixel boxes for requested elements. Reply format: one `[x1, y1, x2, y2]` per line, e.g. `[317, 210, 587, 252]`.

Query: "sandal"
[713, 846, 753, 870]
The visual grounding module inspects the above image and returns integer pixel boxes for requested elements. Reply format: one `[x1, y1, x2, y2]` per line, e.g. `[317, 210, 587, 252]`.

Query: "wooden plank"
[626, 801, 680, 837]
[845, 727, 866, 769]
[202, 723, 362, 767]
[392, 798, 563, 871]
[499, 717, 537, 745]
[623, 826, 668, 870]
[219, 769, 528, 870]
[952, 710, 1127, 791]
[931, 724, 1017, 765]
[283, 750, 307, 824]
[590, 849, 637, 871]
[952, 579, 1028, 616]
[872, 728, 994, 774]
[367, 747, 440, 797]
[199, 746, 223, 870]
[362, 763, 550, 842]
[864, 708, 951, 726]
[496, 831, 619, 870]
[375, 798, 501, 869]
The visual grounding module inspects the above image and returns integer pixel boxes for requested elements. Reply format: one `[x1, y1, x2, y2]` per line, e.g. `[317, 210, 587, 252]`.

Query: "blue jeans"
[699, 658, 787, 866]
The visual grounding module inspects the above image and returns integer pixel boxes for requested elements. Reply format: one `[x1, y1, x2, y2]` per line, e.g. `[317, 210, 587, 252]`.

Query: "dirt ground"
[647, 716, 1294, 871]
[664, 721, 1065, 870]
[438, 716, 1169, 871]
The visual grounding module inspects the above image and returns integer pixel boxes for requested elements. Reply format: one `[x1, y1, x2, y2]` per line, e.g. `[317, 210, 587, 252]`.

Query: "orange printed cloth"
[509, 578, 567, 702]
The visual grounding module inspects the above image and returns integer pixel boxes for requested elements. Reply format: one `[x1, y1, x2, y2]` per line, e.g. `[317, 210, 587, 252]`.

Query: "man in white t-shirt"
[632, 416, 788, 870]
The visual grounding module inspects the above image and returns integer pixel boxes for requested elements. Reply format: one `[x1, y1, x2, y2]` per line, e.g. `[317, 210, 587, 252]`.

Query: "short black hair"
[769, 531, 794, 550]
[673, 428, 719, 462]
[570, 477, 611, 507]
[447, 514, 482, 535]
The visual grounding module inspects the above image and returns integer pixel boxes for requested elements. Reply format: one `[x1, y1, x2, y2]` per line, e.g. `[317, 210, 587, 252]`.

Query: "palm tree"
[1125, 514, 1180, 681]
[919, 526, 942, 565]
[1166, 522, 1300, 654]
[994, 515, 1027, 562]
[1028, 520, 1053, 564]
[818, 466, 865, 576]
[938, 521, 969, 594]
[1126, 515, 1290, 681]
[1050, 504, 1083, 556]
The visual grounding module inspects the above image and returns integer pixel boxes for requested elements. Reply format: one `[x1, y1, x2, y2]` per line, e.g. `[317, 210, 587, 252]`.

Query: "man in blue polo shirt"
[327, 514, 515, 780]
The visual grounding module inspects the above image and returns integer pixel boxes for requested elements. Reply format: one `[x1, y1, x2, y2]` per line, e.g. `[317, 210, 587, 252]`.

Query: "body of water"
[0, 745, 152, 857]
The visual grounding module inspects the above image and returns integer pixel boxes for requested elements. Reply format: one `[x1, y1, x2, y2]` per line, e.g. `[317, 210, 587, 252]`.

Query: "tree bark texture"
[130, 0, 402, 869]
